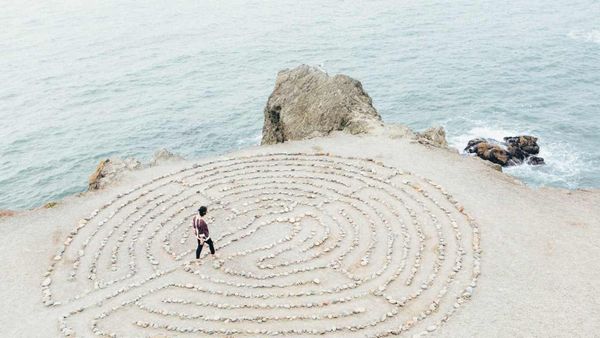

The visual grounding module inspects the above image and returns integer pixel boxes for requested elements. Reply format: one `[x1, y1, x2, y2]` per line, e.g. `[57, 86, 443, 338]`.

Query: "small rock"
[417, 126, 448, 148]
[150, 148, 184, 167]
[527, 156, 545, 165]
[44, 201, 59, 208]
[354, 307, 366, 313]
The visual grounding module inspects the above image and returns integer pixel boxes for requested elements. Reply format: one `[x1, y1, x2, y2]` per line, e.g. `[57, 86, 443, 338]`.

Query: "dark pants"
[196, 238, 215, 259]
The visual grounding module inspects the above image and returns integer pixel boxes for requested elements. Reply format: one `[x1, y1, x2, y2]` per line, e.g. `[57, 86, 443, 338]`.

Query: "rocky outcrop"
[417, 126, 448, 148]
[464, 135, 544, 167]
[504, 136, 540, 156]
[261, 65, 383, 145]
[88, 149, 183, 191]
[88, 157, 142, 190]
[88, 159, 109, 190]
[149, 148, 184, 167]
[465, 139, 511, 166]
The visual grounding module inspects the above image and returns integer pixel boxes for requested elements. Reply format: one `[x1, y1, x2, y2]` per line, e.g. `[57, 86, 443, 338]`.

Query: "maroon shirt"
[193, 216, 209, 238]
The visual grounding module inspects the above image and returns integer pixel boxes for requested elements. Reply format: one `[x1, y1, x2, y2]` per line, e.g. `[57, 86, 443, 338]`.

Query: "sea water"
[1, 0, 599, 210]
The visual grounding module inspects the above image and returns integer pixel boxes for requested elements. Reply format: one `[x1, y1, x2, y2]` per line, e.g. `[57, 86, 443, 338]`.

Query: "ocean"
[1, 0, 599, 210]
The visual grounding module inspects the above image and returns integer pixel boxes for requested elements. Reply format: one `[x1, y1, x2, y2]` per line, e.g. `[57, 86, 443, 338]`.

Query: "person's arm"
[193, 217, 201, 239]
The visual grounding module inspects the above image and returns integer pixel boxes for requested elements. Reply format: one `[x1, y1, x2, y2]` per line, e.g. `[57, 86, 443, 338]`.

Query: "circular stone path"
[43, 153, 481, 337]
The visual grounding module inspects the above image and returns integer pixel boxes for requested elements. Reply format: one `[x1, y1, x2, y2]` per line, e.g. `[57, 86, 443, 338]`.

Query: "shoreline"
[2, 125, 597, 218]
[2, 64, 598, 337]
[2, 129, 599, 336]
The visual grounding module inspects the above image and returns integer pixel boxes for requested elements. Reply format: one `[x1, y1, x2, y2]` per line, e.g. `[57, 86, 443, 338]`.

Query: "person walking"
[193, 206, 215, 259]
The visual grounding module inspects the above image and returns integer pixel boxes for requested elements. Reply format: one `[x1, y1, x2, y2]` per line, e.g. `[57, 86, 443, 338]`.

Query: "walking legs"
[196, 238, 215, 259]
[206, 238, 215, 254]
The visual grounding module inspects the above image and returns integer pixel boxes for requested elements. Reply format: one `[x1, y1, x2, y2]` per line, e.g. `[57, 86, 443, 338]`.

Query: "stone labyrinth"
[43, 153, 481, 337]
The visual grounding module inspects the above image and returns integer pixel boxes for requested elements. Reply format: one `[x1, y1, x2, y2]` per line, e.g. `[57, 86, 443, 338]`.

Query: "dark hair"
[198, 206, 207, 216]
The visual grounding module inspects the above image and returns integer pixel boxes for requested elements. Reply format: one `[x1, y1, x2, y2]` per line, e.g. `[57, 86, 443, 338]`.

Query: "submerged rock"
[261, 65, 383, 145]
[464, 135, 544, 167]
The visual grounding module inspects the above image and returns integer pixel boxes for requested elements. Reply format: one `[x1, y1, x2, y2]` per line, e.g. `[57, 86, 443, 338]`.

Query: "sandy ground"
[1, 127, 599, 337]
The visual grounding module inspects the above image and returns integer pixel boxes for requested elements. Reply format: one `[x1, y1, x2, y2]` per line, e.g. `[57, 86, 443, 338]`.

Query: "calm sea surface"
[1, 0, 599, 210]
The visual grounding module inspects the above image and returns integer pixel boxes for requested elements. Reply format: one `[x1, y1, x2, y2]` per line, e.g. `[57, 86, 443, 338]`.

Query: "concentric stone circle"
[43, 152, 481, 337]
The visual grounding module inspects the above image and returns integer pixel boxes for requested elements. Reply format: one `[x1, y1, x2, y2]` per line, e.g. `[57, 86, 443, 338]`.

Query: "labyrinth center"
[44, 153, 481, 337]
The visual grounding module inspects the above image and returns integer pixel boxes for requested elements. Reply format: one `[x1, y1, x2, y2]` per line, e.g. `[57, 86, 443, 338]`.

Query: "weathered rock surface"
[88, 159, 109, 190]
[417, 126, 448, 148]
[261, 65, 383, 145]
[88, 157, 143, 190]
[468, 140, 511, 166]
[504, 136, 540, 155]
[149, 148, 184, 167]
[464, 135, 544, 167]
[527, 156, 545, 165]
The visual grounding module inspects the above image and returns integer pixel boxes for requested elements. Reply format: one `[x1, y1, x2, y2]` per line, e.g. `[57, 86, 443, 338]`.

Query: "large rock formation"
[261, 65, 383, 144]
[464, 135, 544, 167]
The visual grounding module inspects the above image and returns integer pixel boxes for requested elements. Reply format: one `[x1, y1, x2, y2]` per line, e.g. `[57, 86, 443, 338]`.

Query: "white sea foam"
[236, 133, 262, 147]
[449, 125, 588, 189]
[448, 126, 520, 152]
[568, 29, 600, 44]
[505, 144, 581, 188]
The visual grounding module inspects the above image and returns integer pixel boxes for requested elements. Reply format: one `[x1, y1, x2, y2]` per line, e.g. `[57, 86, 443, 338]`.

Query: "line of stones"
[49, 154, 478, 338]
[93, 160, 473, 335]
